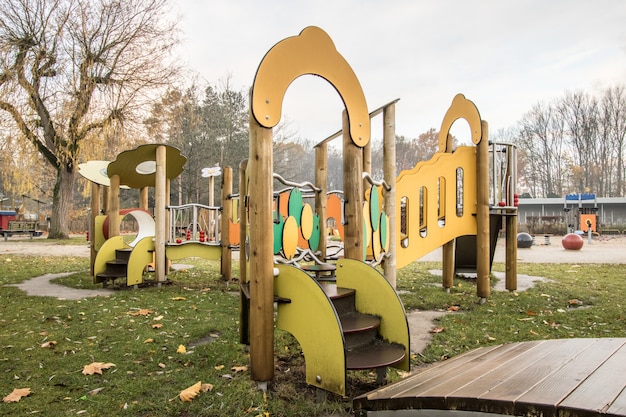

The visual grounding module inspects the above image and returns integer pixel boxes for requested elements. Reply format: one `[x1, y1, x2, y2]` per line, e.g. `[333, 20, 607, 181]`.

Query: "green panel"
[335, 259, 410, 371]
[288, 188, 303, 226]
[380, 211, 390, 253]
[308, 214, 321, 252]
[369, 185, 380, 232]
[273, 213, 284, 255]
[274, 264, 346, 395]
[165, 242, 222, 261]
[127, 236, 155, 286]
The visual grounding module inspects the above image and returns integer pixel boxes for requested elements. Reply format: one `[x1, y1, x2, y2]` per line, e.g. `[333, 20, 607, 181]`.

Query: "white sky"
[171, 0, 626, 144]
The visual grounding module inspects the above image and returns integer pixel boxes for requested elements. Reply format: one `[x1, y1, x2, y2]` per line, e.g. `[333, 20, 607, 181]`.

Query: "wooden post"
[441, 133, 455, 289]
[476, 121, 490, 300]
[90, 182, 100, 275]
[140, 187, 149, 210]
[108, 174, 120, 238]
[239, 160, 248, 285]
[315, 144, 328, 260]
[155, 145, 167, 283]
[382, 103, 396, 287]
[248, 114, 274, 384]
[221, 166, 232, 281]
[506, 213, 517, 290]
[343, 110, 364, 261]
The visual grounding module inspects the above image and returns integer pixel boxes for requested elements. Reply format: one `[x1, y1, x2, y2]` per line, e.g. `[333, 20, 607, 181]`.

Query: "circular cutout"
[300, 204, 314, 239]
[282, 216, 299, 259]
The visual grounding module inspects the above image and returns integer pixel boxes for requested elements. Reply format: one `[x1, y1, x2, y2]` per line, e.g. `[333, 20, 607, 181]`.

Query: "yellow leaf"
[179, 381, 201, 402]
[176, 345, 186, 354]
[152, 323, 163, 329]
[82, 362, 116, 375]
[128, 309, 154, 316]
[143, 338, 154, 344]
[3, 388, 31, 403]
[41, 341, 57, 348]
[153, 315, 164, 321]
[158, 363, 166, 369]
[231, 365, 248, 373]
[200, 383, 213, 392]
[171, 297, 186, 301]
[214, 364, 224, 370]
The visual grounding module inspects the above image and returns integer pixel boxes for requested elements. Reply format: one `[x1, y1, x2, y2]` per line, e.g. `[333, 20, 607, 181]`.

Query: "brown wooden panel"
[516, 338, 626, 416]
[559, 339, 626, 416]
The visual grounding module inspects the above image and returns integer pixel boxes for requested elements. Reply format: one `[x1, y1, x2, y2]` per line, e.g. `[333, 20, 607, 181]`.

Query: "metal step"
[346, 340, 406, 370]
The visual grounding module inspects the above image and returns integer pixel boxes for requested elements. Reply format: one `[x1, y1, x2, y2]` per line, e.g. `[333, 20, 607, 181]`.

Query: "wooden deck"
[354, 338, 626, 417]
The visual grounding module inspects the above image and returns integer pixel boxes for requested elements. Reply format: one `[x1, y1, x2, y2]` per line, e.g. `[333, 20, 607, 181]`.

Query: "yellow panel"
[395, 147, 478, 269]
[165, 242, 222, 261]
[282, 216, 299, 259]
[93, 236, 127, 283]
[274, 264, 346, 395]
[127, 236, 155, 286]
[300, 204, 314, 240]
[251, 26, 370, 147]
[438, 94, 483, 152]
[94, 215, 107, 252]
[335, 259, 410, 371]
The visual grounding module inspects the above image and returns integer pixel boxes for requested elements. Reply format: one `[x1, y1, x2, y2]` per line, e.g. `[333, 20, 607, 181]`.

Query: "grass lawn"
[1, 248, 625, 416]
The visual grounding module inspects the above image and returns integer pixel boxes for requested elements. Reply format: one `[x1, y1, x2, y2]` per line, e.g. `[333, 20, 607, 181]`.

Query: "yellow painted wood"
[93, 235, 127, 283]
[395, 147, 477, 269]
[274, 264, 346, 395]
[165, 242, 222, 261]
[380, 212, 390, 253]
[251, 26, 369, 147]
[126, 236, 155, 286]
[438, 94, 482, 152]
[94, 215, 107, 252]
[300, 204, 314, 240]
[335, 259, 410, 371]
[282, 216, 299, 260]
[371, 228, 382, 261]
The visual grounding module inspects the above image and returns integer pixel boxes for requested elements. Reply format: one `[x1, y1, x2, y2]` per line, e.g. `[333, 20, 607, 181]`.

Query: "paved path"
[7, 272, 115, 300]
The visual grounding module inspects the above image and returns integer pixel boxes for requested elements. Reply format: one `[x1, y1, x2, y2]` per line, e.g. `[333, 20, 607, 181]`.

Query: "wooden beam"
[342, 110, 364, 261]
[221, 166, 232, 281]
[155, 145, 166, 283]
[476, 121, 490, 299]
[382, 102, 397, 287]
[315, 144, 328, 260]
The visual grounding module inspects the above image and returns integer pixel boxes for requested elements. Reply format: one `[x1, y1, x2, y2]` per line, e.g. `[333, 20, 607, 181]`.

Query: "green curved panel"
[369, 185, 380, 232]
[288, 188, 303, 226]
[335, 259, 410, 371]
[380, 211, 390, 253]
[308, 214, 321, 252]
[274, 264, 346, 395]
[273, 213, 284, 255]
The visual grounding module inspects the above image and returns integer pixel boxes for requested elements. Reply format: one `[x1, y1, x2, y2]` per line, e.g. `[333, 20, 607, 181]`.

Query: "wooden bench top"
[354, 338, 626, 417]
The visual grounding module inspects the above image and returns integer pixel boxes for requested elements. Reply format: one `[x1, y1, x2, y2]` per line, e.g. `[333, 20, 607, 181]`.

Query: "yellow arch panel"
[251, 26, 370, 147]
[438, 94, 483, 152]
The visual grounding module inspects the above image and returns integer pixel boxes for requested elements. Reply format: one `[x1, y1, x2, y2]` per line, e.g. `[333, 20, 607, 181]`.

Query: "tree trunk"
[48, 164, 75, 239]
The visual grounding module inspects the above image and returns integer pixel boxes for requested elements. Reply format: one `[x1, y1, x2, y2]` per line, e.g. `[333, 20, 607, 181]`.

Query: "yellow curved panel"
[438, 94, 482, 152]
[274, 264, 346, 395]
[282, 216, 299, 259]
[93, 236, 127, 284]
[300, 204, 314, 240]
[335, 259, 410, 372]
[251, 26, 370, 147]
[127, 236, 155, 286]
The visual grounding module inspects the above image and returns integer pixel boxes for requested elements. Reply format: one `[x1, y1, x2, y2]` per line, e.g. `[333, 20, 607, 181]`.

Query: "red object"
[186, 229, 191, 240]
[199, 230, 205, 242]
[176, 238, 182, 244]
[86, 231, 89, 241]
[498, 201, 506, 207]
[562, 233, 583, 250]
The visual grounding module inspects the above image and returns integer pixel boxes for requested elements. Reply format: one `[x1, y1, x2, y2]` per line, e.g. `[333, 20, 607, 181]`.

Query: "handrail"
[273, 174, 321, 193]
[362, 172, 391, 191]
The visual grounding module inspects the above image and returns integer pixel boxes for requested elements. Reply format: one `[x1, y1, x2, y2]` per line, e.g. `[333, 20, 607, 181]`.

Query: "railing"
[168, 203, 221, 244]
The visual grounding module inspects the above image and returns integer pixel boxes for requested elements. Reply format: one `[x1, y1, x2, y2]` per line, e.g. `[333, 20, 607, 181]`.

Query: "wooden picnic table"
[354, 338, 626, 417]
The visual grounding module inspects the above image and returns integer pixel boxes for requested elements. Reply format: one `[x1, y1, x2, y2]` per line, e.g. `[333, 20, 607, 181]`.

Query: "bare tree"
[600, 85, 626, 196]
[0, 0, 179, 238]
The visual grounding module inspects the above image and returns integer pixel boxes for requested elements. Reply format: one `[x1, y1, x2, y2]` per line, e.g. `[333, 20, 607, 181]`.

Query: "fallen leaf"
[158, 363, 166, 369]
[41, 341, 57, 348]
[3, 388, 31, 403]
[87, 387, 104, 396]
[176, 345, 187, 354]
[153, 315, 164, 321]
[430, 327, 445, 334]
[152, 323, 163, 329]
[82, 362, 116, 375]
[231, 365, 248, 373]
[128, 309, 154, 316]
[214, 364, 224, 370]
[143, 338, 154, 344]
[171, 297, 186, 301]
[447, 305, 460, 312]
[179, 381, 201, 402]
[200, 383, 213, 392]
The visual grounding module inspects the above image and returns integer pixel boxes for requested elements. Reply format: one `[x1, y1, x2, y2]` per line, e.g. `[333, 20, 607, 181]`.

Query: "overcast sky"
[171, 0, 626, 144]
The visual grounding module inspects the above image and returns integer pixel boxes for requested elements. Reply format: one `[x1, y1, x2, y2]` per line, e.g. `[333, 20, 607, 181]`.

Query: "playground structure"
[79, 144, 239, 287]
[241, 26, 518, 396]
[564, 192, 598, 234]
[0, 196, 46, 240]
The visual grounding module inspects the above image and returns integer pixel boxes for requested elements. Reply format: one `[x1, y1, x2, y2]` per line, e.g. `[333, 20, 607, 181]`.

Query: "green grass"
[1, 250, 625, 416]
